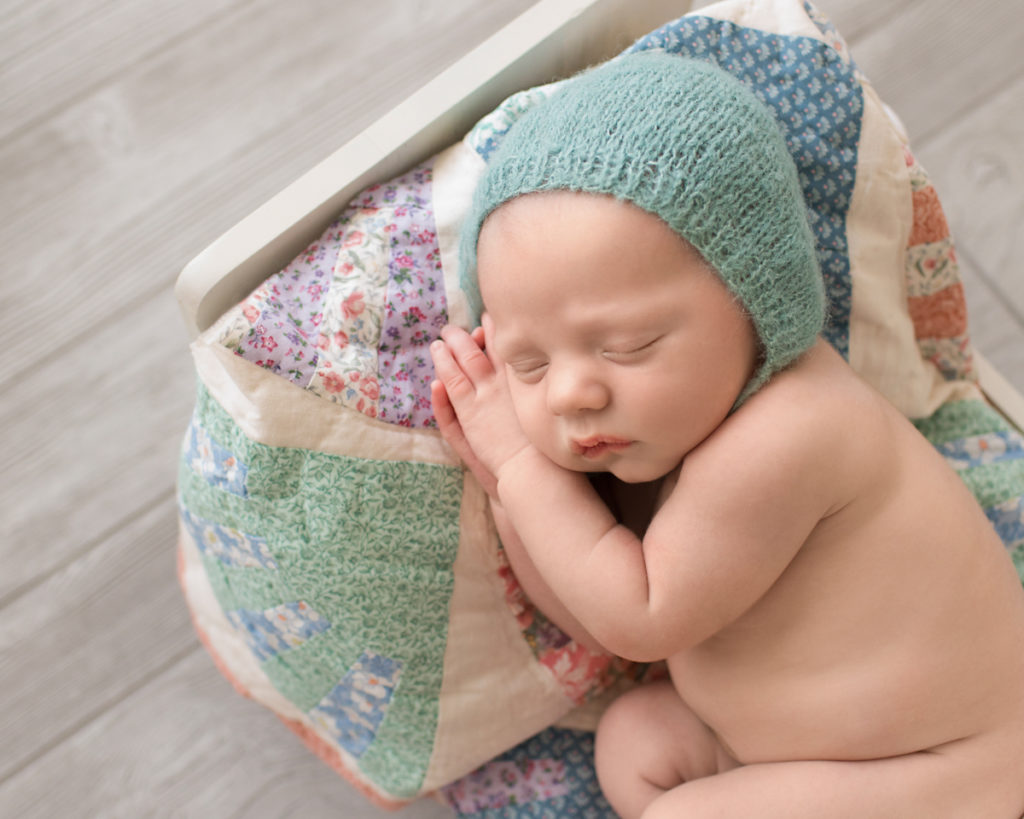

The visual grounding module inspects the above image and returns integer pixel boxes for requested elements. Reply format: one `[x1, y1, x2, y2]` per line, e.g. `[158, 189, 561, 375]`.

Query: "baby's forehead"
[478, 192, 711, 287]
[481, 190, 582, 236]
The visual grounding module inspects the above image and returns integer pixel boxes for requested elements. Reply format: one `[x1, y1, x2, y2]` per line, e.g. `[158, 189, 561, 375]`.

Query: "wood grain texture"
[0, 500, 192, 783]
[0, 649, 453, 819]
[1, 1, 1021, 816]
[817, 0, 1024, 393]
[0, 0, 537, 388]
[839, 0, 1023, 143]
[0, 289, 194, 603]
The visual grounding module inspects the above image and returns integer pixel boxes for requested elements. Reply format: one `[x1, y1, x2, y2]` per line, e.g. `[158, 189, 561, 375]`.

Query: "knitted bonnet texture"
[460, 50, 826, 403]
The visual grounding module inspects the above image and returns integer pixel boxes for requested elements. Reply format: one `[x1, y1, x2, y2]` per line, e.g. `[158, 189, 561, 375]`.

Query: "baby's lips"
[570, 436, 632, 458]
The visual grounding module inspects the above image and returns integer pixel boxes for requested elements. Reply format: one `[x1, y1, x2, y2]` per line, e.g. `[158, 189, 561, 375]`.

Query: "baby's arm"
[431, 325, 832, 661]
[431, 325, 655, 654]
[431, 352, 605, 652]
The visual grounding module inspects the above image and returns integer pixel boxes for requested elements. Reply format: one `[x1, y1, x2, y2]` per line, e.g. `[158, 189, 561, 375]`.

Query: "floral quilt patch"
[215, 161, 447, 427]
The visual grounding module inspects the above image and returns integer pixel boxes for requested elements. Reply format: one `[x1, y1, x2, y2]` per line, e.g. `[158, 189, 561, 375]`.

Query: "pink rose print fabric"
[215, 160, 447, 427]
[215, 230, 335, 389]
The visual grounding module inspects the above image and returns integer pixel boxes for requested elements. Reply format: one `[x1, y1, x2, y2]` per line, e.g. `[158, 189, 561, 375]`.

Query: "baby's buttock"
[666, 539, 1024, 767]
[670, 647, 1022, 767]
[681, 667, 1024, 817]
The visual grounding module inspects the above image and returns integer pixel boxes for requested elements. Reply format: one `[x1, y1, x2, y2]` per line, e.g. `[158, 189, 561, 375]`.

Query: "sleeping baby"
[429, 52, 1024, 817]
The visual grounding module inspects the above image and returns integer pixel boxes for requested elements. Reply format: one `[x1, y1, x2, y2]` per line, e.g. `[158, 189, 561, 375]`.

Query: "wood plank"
[0, 499, 194, 783]
[960, 259, 1024, 395]
[819, 0, 1024, 395]
[843, 0, 1022, 143]
[0, 648, 454, 818]
[0, 0, 536, 390]
[811, 0, 927, 43]
[0, 0, 246, 142]
[0, 288, 194, 603]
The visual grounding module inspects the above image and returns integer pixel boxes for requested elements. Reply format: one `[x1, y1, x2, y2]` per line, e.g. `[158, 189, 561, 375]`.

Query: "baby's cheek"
[506, 385, 534, 423]
[509, 397, 556, 454]
[511, 400, 545, 445]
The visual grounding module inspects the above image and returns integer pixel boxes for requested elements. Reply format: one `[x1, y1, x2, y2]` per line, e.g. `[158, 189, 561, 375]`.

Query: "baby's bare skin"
[667, 339, 1024, 767]
[667, 339, 1024, 761]
[430, 192, 1024, 816]
[593, 345, 1024, 817]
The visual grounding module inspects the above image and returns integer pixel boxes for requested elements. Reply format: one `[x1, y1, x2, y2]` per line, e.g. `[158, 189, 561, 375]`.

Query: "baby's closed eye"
[506, 358, 549, 383]
[601, 335, 663, 362]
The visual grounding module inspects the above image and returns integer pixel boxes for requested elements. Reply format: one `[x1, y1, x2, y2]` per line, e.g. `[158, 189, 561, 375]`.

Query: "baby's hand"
[430, 320, 531, 487]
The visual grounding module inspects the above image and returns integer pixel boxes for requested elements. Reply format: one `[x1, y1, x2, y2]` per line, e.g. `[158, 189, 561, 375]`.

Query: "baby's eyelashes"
[504, 337, 662, 382]
[601, 335, 663, 362]
[506, 359, 549, 383]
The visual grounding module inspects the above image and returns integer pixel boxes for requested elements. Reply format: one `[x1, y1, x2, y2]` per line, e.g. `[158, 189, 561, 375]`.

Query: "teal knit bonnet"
[459, 50, 826, 404]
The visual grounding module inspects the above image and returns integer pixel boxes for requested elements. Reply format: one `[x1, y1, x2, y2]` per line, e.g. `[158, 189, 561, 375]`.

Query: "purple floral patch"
[217, 161, 447, 426]
[375, 164, 447, 427]
[221, 222, 342, 387]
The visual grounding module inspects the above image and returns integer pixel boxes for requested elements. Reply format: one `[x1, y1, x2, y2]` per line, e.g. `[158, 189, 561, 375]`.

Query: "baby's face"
[478, 192, 759, 483]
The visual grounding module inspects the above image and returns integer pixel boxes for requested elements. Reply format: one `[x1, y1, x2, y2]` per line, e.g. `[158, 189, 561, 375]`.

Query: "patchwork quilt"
[176, 0, 1024, 813]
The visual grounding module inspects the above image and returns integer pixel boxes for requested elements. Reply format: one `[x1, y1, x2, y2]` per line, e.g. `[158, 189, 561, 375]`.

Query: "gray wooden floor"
[1, 1, 1021, 816]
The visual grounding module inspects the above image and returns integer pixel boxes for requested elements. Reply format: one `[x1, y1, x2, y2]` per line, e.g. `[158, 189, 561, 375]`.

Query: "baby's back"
[668, 340, 1024, 764]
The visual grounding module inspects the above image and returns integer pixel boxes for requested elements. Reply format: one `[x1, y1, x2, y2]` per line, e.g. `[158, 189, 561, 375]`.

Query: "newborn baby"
[431, 53, 1024, 817]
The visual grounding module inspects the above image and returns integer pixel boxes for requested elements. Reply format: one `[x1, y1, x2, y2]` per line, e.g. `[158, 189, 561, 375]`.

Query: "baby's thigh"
[643, 735, 1024, 819]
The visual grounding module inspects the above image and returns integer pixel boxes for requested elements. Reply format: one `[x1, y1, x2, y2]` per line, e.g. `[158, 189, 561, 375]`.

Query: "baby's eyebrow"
[487, 333, 533, 358]
[498, 343, 543, 362]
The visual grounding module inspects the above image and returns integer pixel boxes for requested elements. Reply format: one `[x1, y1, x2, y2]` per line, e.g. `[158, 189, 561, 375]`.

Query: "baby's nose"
[546, 364, 610, 415]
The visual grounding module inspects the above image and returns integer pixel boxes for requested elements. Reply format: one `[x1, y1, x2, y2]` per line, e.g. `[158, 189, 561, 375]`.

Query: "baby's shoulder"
[675, 344, 877, 546]
[709, 341, 896, 506]
[746, 340, 890, 439]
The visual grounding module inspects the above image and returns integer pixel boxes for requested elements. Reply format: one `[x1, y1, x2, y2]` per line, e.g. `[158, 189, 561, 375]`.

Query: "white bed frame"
[174, 0, 1023, 432]
[175, 0, 686, 339]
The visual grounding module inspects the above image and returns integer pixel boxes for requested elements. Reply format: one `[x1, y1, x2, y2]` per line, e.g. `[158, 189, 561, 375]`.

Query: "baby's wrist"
[495, 445, 544, 495]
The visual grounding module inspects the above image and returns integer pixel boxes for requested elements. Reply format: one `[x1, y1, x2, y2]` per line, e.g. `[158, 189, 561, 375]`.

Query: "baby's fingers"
[442, 325, 495, 381]
[435, 326, 495, 387]
[431, 378, 498, 496]
[430, 339, 471, 404]
[430, 378, 458, 432]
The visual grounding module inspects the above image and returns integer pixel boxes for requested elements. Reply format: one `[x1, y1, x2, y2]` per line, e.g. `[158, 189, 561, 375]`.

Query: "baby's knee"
[596, 681, 727, 817]
[595, 685, 677, 819]
[594, 688, 637, 783]
[596, 681, 673, 753]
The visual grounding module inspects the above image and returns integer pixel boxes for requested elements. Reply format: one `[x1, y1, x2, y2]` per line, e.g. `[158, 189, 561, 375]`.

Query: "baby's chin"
[547, 449, 677, 485]
[606, 464, 677, 484]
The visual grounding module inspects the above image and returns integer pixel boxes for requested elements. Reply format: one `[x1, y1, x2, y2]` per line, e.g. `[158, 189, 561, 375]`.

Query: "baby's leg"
[642, 732, 1024, 819]
[597, 681, 1024, 819]
[594, 680, 738, 819]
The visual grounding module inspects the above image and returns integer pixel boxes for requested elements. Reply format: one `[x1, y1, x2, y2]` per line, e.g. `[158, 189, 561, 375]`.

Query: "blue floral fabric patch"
[226, 601, 331, 663]
[311, 651, 404, 758]
[179, 504, 278, 570]
[444, 728, 614, 818]
[915, 399, 1024, 579]
[184, 412, 249, 497]
[987, 496, 1024, 552]
[935, 431, 1024, 470]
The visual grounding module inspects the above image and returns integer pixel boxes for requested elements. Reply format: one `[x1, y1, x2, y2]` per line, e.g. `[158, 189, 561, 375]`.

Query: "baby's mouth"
[570, 436, 633, 459]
